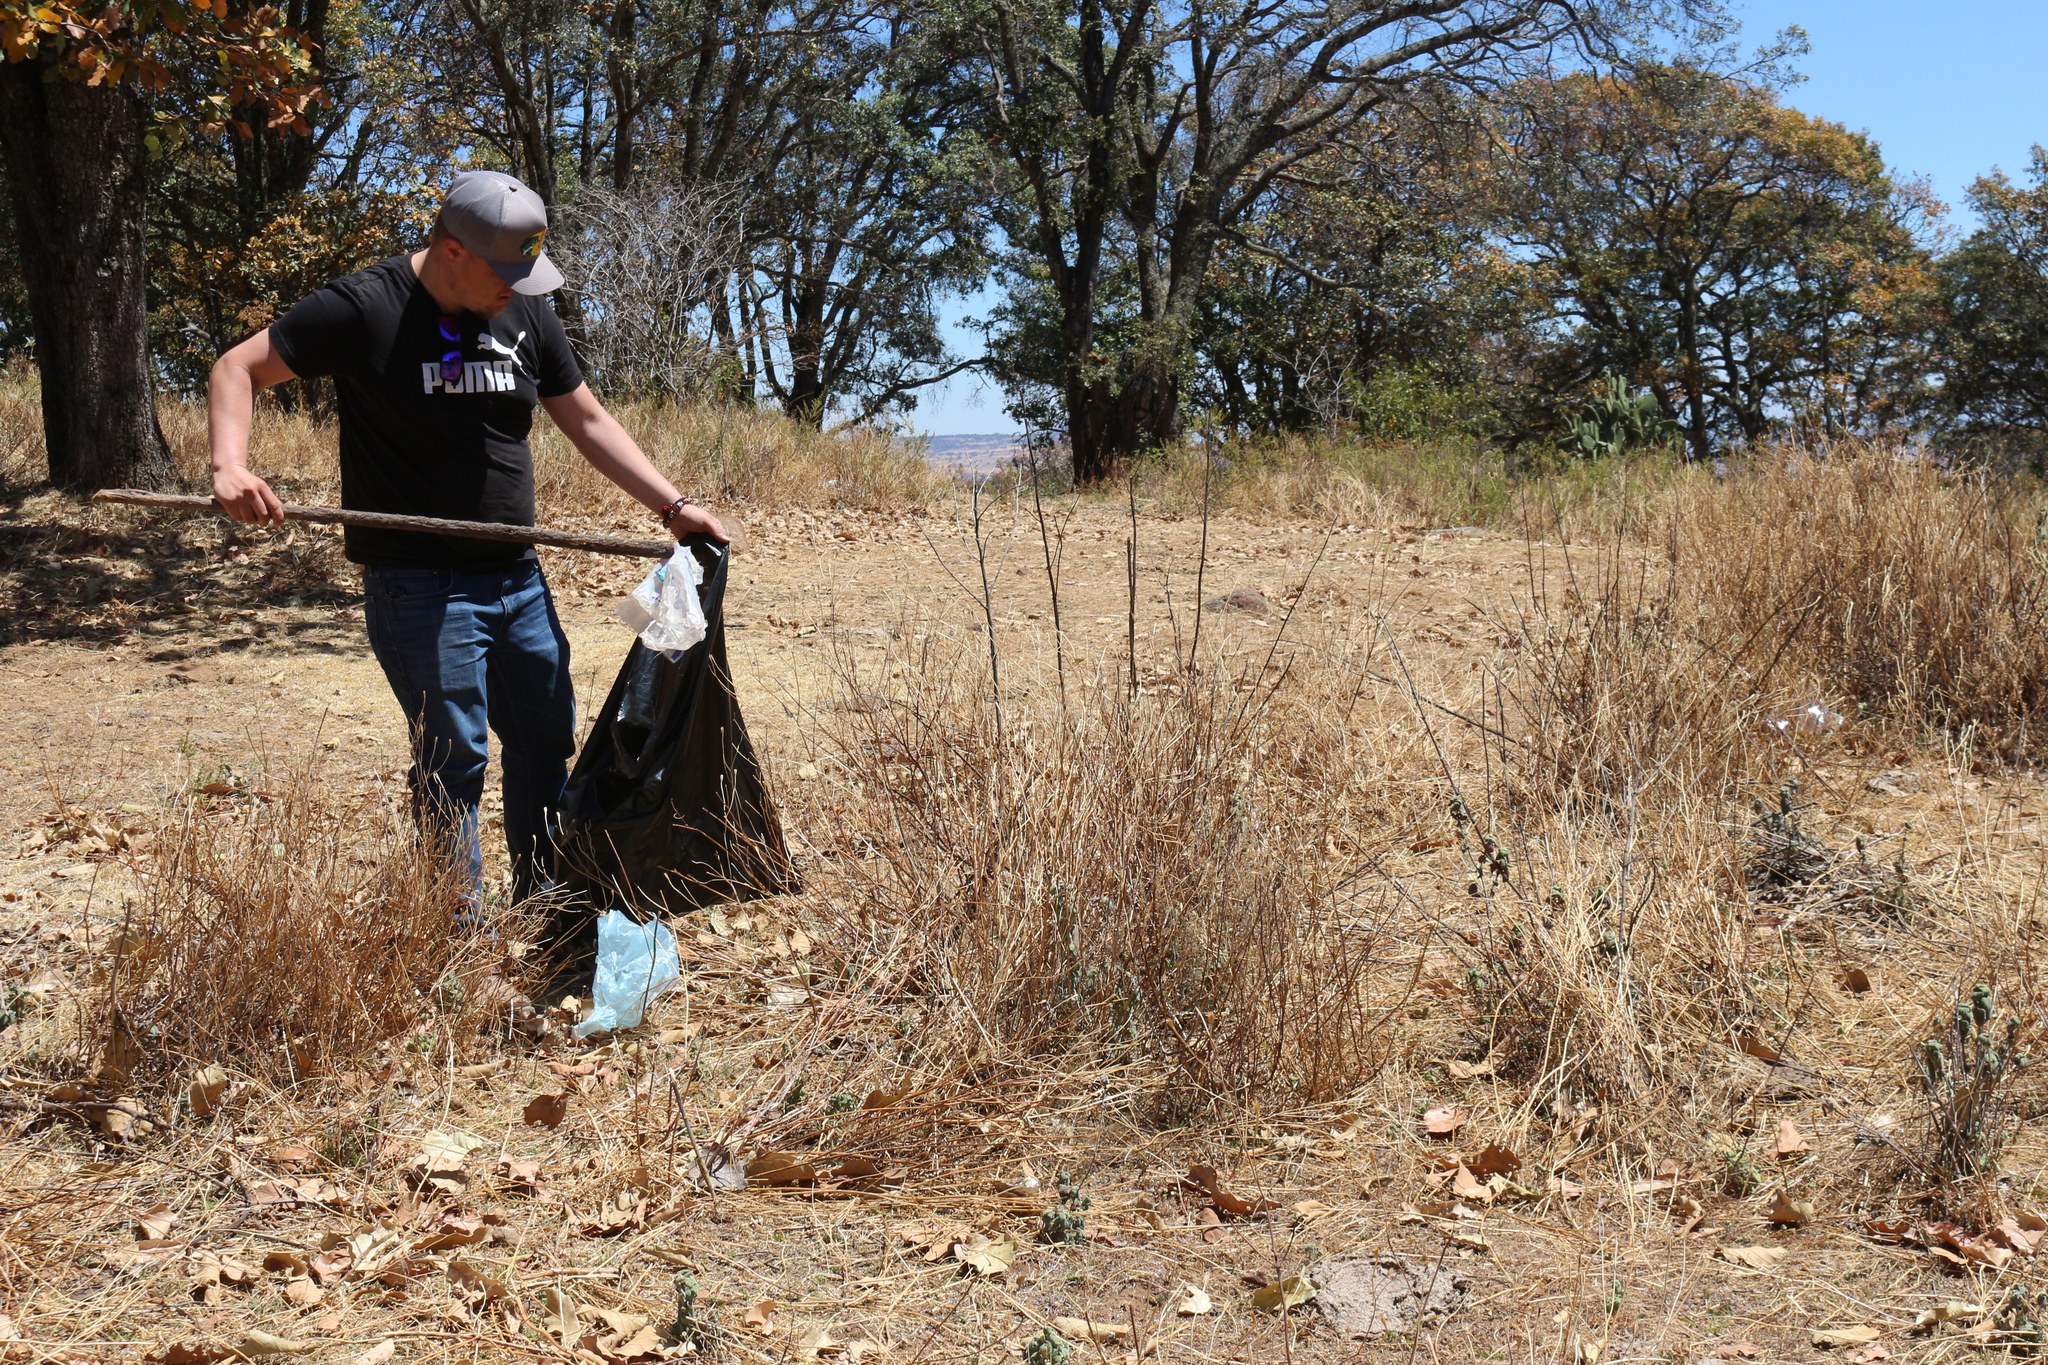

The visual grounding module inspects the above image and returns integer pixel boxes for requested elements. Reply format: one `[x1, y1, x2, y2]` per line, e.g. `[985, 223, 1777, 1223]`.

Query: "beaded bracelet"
[657, 496, 695, 528]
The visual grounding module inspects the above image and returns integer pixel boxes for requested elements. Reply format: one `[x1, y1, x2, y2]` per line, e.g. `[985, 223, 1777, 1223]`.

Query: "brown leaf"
[135, 1202, 176, 1240]
[1841, 967, 1872, 993]
[1994, 1214, 2046, 1256]
[1052, 1316, 1127, 1344]
[266, 1144, 317, 1170]
[499, 1156, 543, 1188]
[282, 1278, 325, 1308]
[576, 1189, 648, 1237]
[1468, 1143, 1521, 1177]
[1767, 1191, 1816, 1227]
[188, 1064, 229, 1118]
[308, 1246, 354, 1284]
[413, 1212, 487, 1252]
[1703, 1341, 1759, 1359]
[1449, 1165, 1493, 1203]
[1547, 1174, 1585, 1201]
[953, 1233, 1020, 1275]
[1812, 1325, 1882, 1347]
[1928, 1221, 2014, 1268]
[748, 1151, 820, 1187]
[860, 1088, 906, 1110]
[350, 1345, 395, 1365]
[1422, 1105, 1469, 1137]
[1774, 1119, 1810, 1157]
[1863, 1218, 1920, 1245]
[1716, 1245, 1788, 1270]
[1292, 1199, 1335, 1220]
[1735, 1033, 1784, 1064]
[1182, 1163, 1280, 1218]
[1446, 1056, 1496, 1079]
[447, 1259, 511, 1310]
[1250, 1274, 1316, 1313]
[745, 1300, 780, 1335]
[523, 1092, 570, 1129]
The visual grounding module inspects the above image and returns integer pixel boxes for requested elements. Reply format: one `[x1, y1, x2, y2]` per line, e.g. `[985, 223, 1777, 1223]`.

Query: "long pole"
[92, 489, 675, 559]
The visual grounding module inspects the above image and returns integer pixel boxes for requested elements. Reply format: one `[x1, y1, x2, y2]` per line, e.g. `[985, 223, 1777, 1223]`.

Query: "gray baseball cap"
[438, 170, 564, 295]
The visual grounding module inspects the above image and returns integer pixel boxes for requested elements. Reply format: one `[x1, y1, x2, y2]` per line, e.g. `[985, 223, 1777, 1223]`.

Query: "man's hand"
[668, 502, 729, 544]
[213, 465, 285, 526]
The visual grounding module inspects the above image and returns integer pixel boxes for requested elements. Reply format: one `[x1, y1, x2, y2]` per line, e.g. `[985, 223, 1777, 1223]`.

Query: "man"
[208, 169, 726, 921]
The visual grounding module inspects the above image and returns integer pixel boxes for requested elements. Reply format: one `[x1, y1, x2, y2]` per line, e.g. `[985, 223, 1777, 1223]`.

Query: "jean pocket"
[367, 568, 458, 604]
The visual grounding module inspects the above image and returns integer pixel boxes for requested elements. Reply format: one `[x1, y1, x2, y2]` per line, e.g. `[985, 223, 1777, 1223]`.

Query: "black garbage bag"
[555, 537, 798, 915]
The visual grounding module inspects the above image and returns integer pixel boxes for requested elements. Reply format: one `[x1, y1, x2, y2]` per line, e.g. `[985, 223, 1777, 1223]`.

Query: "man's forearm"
[208, 356, 256, 476]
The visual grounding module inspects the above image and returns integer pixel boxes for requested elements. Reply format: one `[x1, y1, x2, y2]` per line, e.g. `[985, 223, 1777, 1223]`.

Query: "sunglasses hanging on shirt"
[437, 313, 464, 386]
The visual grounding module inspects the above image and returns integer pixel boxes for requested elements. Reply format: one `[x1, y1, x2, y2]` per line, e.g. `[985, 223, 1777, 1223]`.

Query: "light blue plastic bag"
[573, 909, 681, 1040]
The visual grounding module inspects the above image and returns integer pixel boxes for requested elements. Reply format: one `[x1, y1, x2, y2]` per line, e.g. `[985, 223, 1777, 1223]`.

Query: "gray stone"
[1202, 587, 1271, 616]
[1310, 1255, 1467, 1338]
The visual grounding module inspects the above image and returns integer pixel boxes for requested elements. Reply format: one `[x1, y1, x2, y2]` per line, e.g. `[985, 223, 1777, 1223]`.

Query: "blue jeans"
[362, 560, 576, 908]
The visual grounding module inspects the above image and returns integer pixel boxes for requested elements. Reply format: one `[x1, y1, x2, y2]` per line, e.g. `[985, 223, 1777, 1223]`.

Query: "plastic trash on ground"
[616, 545, 707, 657]
[1767, 701, 1844, 736]
[572, 908, 681, 1040]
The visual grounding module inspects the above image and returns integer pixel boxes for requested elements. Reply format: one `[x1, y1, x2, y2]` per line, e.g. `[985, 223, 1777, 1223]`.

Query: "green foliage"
[1556, 374, 1673, 460]
[1917, 982, 2027, 1179]
[1022, 1328, 1073, 1365]
[1933, 148, 2048, 465]
[1038, 1172, 1089, 1246]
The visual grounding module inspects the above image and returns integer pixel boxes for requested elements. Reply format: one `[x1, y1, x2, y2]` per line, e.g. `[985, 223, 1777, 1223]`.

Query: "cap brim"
[491, 251, 565, 295]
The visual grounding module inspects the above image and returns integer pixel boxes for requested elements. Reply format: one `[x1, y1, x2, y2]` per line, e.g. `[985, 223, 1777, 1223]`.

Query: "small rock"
[1311, 1256, 1466, 1338]
[1866, 770, 1920, 796]
[1202, 587, 1270, 616]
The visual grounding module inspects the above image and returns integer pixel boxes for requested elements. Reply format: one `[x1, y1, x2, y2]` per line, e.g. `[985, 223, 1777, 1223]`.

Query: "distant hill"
[921, 433, 1025, 472]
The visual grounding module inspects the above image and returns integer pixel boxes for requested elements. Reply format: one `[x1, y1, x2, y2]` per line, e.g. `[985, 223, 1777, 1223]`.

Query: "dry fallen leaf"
[1812, 1325, 1882, 1347]
[1844, 1344, 1889, 1364]
[1446, 1056, 1496, 1079]
[1927, 1220, 2013, 1268]
[1292, 1199, 1335, 1220]
[237, 1332, 313, 1357]
[135, 1203, 176, 1240]
[499, 1156, 543, 1188]
[410, 1129, 487, 1194]
[1913, 1300, 1983, 1330]
[1767, 1192, 1815, 1227]
[1841, 967, 1872, 993]
[1422, 1105, 1469, 1137]
[953, 1233, 1020, 1276]
[1703, 1342, 1759, 1359]
[1251, 1274, 1316, 1313]
[1994, 1214, 2046, 1256]
[1468, 1143, 1522, 1177]
[523, 1092, 570, 1129]
[1774, 1118, 1810, 1157]
[748, 1151, 820, 1187]
[1182, 1163, 1280, 1218]
[349, 1344, 395, 1365]
[1547, 1174, 1585, 1201]
[745, 1299, 781, 1335]
[1716, 1245, 1788, 1270]
[1177, 1285, 1213, 1316]
[413, 1212, 488, 1252]
[188, 1064, 229, 1118]
[1052, 1317, 1127, 1344]
[788, 1324, 842, 1362]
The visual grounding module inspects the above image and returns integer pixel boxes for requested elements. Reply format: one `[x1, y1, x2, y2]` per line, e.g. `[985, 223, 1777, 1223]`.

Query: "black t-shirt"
[268, 255, 585, 567]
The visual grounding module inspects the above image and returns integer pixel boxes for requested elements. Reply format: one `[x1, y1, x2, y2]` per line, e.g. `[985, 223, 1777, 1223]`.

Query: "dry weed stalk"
[820, 637, 1400, 1119]
[95, 758, 508, 1090]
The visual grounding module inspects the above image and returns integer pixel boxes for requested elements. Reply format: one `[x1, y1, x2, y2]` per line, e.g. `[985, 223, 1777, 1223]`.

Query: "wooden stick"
[92, 488, 675, 559]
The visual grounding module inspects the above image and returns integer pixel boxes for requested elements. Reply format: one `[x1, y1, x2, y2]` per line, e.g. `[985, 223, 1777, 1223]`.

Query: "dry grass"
[815, 631, 1417, 1120]
[92, 756, 511, 1092]
[1672, 446, 2048, 762]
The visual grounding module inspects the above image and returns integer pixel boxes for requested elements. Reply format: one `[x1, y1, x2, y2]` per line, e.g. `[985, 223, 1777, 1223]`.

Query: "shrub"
[93, 758, 512, 1089]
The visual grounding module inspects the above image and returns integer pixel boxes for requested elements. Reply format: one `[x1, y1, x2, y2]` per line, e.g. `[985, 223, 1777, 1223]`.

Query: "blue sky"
[907, 1, 2048, 437]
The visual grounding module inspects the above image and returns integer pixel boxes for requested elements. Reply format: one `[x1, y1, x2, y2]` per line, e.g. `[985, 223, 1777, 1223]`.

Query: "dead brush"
[819, 638, 1402, 1120]
[91, 755, 515, 1092]
[1673, 445, 2048, 762]
[1917, 981, 2030, 1182]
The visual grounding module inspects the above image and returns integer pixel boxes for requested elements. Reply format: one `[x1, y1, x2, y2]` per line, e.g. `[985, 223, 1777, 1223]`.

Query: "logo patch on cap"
[520, 229, 547, 259]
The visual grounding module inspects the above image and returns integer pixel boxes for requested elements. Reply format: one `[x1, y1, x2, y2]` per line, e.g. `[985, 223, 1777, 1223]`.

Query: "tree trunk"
[1066, 356, 1180, 485]
[0, 61, 174, 491]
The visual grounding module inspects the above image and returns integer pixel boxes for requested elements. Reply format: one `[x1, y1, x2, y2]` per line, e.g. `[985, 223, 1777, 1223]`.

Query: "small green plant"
[431, 972, 466, 1014]
[1918, 982, 2027, 1178]
[1022, 1328, 1073, 1365]
[827, 1091, 858, 1114]
[1720, 1146, 1763, 1197]
[1039, 1172, 1090, 1246]
[671, 1269, 708, 1350]
[1997, 1284, 2048, 1356]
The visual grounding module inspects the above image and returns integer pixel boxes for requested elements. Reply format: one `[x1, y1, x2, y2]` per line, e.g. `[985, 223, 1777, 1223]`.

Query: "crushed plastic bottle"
[1767, 701, 1844, 736]
[616, 545, 708, 658]
[571, 908, 682, 1040]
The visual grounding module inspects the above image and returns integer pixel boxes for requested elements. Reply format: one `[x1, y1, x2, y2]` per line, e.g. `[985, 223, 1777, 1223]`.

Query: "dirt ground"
[0, 487, 2040, 1363]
